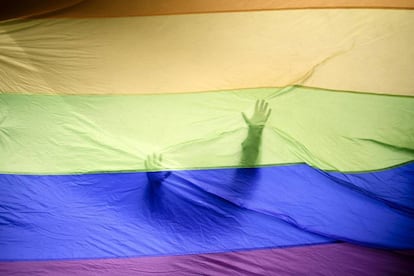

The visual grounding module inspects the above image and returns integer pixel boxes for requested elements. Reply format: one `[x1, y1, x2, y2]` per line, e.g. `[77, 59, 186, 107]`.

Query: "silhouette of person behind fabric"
[142, 99, 272, 240]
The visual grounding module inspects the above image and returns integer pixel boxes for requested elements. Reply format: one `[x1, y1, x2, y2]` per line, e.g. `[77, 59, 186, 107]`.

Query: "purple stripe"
[1, 243, 413, 276]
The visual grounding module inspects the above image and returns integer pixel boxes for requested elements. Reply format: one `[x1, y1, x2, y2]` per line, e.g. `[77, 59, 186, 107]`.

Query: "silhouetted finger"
[260, 99, 265, 111]
[241, 112, 249, 124]
[264, 101, 269, 112]
[265, 108, 272, 121]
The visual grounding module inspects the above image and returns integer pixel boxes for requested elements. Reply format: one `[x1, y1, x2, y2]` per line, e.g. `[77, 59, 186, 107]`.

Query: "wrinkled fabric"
[1, 10, 414, 95]
[1, 2, 414, 275]
[1, 163, 413, 261]
[1, 88, 413, 174]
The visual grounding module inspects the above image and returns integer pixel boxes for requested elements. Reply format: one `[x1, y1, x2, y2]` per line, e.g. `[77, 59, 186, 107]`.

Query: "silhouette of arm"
[240, 100, 272, 167]
[145, 153, 171, 185]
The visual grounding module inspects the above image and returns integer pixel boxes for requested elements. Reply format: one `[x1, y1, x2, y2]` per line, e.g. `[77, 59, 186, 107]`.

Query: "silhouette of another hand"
[242, 99, 272, 127]
[145, 153, 171, 184]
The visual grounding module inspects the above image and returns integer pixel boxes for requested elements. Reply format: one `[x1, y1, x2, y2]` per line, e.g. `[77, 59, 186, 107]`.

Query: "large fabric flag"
[0, 1, 413, 275]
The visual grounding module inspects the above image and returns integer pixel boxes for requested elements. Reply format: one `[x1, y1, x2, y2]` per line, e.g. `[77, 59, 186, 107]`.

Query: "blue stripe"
[0, 163, 413, 261]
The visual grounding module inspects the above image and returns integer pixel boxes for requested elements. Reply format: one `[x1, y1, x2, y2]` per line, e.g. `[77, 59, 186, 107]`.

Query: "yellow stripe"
[1, 9, 413, 95]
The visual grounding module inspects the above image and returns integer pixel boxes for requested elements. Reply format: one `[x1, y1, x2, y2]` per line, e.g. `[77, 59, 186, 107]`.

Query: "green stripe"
[1, 86, 413, 174]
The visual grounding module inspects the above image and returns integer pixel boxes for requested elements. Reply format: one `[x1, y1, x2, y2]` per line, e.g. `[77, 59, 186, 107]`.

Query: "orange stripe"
[2, 0, 414, 20]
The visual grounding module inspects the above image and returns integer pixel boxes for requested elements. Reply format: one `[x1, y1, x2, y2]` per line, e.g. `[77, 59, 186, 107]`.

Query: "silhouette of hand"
[242, 99, 272, 127]
[145, 153, 171, 184]
[144, 153, 164, 171]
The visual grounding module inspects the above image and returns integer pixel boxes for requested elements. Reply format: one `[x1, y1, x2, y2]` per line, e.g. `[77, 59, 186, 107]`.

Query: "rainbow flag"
[1, 1, 413, 274]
